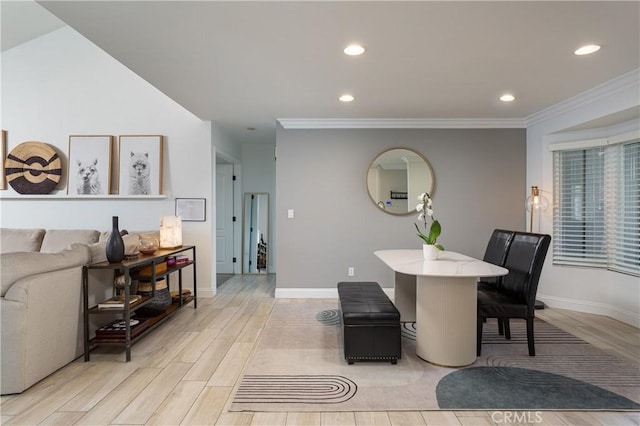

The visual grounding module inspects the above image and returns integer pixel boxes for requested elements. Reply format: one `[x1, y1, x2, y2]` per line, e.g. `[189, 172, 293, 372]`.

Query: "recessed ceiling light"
[574, 44, 601, 55]
[344, 44, 365, 56]
[500, 94, 515, 102]
[339, 94, 355, 102]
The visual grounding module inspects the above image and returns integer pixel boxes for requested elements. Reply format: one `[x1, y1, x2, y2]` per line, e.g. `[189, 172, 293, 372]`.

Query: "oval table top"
[374, 249, 508, 278]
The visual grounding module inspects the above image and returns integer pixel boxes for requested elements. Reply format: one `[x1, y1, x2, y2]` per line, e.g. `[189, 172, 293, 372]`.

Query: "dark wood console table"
[83, 245, 196, 361]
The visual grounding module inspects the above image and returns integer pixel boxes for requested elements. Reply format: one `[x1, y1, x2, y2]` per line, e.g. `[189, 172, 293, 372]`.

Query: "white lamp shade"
[160, 215, 182, 248]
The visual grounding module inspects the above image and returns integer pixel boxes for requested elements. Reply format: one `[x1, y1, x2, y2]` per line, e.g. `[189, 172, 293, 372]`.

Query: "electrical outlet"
[287, 209, 295, 219]
[348, 267, 355, 277]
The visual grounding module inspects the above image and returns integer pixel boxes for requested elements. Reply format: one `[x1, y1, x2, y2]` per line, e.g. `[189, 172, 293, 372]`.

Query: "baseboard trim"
[537, 293, 640, 328]
[199, 289, 215, 298]
[275, 287, 395, 299]
[274, 289, 638, 327]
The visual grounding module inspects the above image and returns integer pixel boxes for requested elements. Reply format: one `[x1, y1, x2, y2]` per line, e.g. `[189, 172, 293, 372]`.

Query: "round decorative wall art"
[4, 141, 62, 194]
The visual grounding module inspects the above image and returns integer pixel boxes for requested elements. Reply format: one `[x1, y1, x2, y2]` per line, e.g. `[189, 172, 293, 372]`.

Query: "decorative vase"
[106, 216, 125, 263]
[423, 244, 439, 261]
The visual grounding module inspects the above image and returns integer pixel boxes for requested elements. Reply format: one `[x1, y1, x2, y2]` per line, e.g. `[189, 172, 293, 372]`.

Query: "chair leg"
[527, 317, 535, 356]
[498, 318, 504, 335]
[503, 319, 511, 340]
[477, 317, 483, 356]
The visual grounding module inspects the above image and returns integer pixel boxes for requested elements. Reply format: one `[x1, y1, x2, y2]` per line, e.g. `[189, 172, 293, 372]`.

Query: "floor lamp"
[526, 186, 549, 232]
[526, 186, 549, 309]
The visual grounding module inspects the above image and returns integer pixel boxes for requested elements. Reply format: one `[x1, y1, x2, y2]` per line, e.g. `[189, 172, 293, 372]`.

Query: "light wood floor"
[1, 274, 639, 426]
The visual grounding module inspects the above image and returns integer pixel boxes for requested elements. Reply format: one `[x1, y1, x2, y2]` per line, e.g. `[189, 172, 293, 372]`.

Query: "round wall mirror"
[366, 148, 434, 215]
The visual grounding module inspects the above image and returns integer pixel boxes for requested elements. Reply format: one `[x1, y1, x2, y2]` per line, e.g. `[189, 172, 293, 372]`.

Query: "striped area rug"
[229, 300, 640, 412]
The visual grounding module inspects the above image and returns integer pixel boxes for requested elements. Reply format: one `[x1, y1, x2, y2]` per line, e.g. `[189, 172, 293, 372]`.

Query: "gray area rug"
[230, 300, 640, 412]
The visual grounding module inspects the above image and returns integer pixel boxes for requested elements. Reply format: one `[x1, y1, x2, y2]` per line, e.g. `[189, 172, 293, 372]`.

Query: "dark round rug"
[436, 366, 640, 409]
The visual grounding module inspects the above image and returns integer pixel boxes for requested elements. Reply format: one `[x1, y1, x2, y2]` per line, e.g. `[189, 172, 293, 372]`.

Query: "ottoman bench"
[337, 281, 401, 364]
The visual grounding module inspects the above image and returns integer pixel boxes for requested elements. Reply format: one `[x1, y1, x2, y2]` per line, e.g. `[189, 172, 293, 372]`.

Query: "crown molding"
[525, 68, 640, 128]
[277, 118, 526, 129]
[278, 70, 639, 131]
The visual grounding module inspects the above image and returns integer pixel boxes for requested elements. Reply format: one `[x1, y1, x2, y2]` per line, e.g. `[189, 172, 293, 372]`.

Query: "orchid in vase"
[415, 192, 444, 251]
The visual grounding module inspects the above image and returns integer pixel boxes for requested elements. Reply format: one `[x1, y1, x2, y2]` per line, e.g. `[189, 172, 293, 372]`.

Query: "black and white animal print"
[128, 151, 151, 195]
[76, 159, 103, 195]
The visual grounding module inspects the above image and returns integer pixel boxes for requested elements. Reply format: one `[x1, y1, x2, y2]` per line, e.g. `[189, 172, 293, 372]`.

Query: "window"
[552, 137, 639, 276]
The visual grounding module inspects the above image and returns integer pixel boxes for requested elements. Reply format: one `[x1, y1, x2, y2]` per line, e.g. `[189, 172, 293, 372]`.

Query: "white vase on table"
[423, 244, 440, 260]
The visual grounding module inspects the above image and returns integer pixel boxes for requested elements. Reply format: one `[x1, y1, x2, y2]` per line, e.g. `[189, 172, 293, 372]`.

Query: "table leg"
[394, 272, 416, 322]
[415, 276, 477, 367]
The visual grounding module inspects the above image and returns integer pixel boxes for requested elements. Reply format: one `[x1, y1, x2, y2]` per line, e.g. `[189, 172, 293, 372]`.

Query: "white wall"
[526, 70, 640, 326]
[1, 27, 218, 296]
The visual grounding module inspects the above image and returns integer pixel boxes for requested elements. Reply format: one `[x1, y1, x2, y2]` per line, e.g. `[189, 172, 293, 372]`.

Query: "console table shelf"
[83, 245, 196, 361]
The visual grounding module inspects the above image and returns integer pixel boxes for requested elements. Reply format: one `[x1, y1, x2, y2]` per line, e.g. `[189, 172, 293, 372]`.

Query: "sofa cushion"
[88, 233, 141, 264]
[40, 229, 100, 253]
[0, 228, 45, 253]
[1, 243, 91, 297]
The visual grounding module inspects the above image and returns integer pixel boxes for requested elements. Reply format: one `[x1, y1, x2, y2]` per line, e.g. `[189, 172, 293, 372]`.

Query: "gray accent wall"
[275, 127, 526, 290]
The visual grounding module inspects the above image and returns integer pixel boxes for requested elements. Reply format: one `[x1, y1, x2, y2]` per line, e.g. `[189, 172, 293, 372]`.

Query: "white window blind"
[606, 141, 640, 275]
[553, 139, 640, 276]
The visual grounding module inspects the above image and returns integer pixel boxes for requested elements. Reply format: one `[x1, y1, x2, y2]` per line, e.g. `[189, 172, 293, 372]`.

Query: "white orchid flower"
[426, 198, 433, 207]
[418, 212, 425, 221]
[418, 193, 426, 201]
[416, 204, 424, 212]
[426, 208, 434, 217]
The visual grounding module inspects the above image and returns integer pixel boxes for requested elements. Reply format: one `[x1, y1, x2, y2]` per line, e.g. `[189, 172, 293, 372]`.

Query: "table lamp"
[160, 215, 182, 248]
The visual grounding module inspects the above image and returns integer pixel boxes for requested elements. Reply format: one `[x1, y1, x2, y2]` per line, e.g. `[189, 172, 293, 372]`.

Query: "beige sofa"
[0, 228, 135, 395]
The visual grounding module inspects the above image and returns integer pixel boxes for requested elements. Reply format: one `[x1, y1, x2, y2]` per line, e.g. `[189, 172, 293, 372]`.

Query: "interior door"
[216, 164, 234, 274]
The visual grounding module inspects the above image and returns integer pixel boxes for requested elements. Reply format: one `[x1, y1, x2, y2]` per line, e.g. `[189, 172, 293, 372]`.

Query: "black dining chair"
[477, 229, 515, 292]
[478, 229, 515, 335]
[477, 232, 551, 356]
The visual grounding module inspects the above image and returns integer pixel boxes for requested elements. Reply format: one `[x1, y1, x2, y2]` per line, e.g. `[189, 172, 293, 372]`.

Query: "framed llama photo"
[68, 135, 113, 195]
[118, 135, 163, 196]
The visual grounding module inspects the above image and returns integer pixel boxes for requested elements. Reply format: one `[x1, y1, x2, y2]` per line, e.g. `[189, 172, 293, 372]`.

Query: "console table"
[375, 249, 507, 367]
[83, 245, 196, 361]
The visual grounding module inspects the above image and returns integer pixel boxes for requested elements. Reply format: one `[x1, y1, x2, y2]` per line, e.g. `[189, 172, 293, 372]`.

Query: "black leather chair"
[478, 229, 515, 335]
[477, 229, 515, 292]
[477, 232, 551, 356]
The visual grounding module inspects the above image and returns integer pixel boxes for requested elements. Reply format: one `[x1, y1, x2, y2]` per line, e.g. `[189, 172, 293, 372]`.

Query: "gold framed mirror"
[366, 148, 434, 215]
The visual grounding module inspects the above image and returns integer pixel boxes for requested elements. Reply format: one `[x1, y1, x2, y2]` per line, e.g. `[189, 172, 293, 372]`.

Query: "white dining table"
[375, 249, 508, 367]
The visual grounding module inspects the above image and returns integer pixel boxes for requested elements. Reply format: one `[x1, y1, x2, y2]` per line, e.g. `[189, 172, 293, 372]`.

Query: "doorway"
[216, 159, 235, 286]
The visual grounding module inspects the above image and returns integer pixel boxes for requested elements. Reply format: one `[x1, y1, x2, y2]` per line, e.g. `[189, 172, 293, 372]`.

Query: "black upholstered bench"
[337, 281, 401, 364]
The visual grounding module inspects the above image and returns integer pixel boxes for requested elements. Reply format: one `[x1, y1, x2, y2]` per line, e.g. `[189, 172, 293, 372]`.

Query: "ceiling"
[2, 1, 639, 145]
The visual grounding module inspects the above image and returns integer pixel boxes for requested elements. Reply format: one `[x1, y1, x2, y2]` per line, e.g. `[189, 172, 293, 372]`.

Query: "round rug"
[315, 309, 341, 326]
[436, 366, 640, 409]
[5, 141, 62, 194]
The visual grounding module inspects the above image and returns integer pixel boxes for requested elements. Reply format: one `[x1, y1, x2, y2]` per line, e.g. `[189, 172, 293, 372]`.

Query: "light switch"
[287, 209, 295, 219]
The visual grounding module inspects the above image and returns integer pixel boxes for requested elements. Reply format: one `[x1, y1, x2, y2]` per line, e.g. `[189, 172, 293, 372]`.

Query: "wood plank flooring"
[1, 274, 638, 425]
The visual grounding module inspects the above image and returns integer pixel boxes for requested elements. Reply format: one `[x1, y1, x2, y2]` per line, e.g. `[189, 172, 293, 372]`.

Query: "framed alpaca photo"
[68, 135, 113, 195]
[118, 135, 163, 196]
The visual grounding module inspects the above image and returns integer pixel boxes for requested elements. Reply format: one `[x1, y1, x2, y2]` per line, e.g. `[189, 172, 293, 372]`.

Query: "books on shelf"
[95, 318, 149, 338]
[97, 294, 142, 309]
[170, 288, 192, 302]
[175, 255, 190, 265]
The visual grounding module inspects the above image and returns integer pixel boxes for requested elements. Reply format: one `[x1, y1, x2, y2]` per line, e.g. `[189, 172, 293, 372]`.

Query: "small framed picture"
[118, 135, 163, 196]
[176, 198, 206, 222]
[1, 130, 6, 190]
[68, 135, 113, 195]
